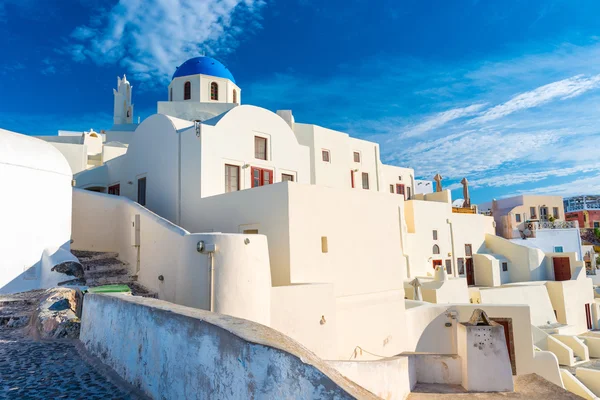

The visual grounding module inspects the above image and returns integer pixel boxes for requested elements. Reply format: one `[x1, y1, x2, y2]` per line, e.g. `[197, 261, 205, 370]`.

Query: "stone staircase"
[69, 250, 157, 298]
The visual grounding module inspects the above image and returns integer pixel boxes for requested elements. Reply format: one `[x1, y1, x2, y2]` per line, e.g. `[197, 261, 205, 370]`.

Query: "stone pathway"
[0, 291, 147, 400]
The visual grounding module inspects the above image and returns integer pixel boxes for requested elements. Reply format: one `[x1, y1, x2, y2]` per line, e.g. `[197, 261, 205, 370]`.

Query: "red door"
[553, 257, 571, 281]
[432, 259, 443, 270]
[466, 258, 475, 286]
[492, 319, 515, 375]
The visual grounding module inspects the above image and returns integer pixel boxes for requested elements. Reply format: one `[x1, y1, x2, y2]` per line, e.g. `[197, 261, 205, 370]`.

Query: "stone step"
[85, 276, 137, 287]
[83, 268, 129, 279]
[72, 250, 120, 263]
[82, 260, 128, 273]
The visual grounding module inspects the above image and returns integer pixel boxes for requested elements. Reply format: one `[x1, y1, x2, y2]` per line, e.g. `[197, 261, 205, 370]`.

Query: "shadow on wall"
[415, 311, 454, 353]
[0, 243, 82, 294]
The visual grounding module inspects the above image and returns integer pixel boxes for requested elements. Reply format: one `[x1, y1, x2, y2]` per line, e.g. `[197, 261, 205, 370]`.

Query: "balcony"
[452, 206, 476, 214]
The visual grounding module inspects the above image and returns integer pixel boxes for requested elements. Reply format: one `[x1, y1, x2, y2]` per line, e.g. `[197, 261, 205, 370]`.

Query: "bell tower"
[113, 75, 134, 125]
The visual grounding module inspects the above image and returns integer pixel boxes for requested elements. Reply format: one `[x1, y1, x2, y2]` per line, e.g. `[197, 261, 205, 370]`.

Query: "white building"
[7, 55, 600, 397]
[0, 128, 80, 293]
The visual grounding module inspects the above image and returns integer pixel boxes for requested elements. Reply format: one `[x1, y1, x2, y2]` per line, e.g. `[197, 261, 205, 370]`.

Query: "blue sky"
[1, 0, 600, 203]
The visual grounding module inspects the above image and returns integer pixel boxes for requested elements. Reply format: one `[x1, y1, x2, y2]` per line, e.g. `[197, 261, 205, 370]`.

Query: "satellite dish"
[452, 199, 465, 207]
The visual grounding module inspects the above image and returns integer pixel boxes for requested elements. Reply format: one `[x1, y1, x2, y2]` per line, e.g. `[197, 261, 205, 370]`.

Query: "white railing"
[526, 220, 578, 230]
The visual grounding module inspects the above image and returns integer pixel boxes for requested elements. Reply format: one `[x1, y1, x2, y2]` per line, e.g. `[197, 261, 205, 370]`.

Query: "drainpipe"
[374, 145, 380, 192]
[197, 241, 217, 311]
[447, 218, 456, 277]
[209, 251, 215, 312]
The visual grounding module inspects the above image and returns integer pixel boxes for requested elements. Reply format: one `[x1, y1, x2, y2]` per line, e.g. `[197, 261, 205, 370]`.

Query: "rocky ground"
[0, 289, 147, 400]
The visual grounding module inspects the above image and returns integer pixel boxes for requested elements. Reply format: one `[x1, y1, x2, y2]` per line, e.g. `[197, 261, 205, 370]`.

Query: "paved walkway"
[408, 374, 582, 399]
[0, 292, 146, 400]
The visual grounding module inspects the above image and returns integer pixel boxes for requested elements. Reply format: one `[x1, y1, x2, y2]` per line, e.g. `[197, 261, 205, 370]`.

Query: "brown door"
[466, 258, 475, 285]
[492, 318, 516, 375]
[432, 259, 443, 269]
[553, 257, 571, 281]
[585, 304, 593, 330]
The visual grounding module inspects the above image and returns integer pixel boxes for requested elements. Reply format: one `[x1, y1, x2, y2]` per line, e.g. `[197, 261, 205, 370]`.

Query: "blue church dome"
[172, 56, 236, 83]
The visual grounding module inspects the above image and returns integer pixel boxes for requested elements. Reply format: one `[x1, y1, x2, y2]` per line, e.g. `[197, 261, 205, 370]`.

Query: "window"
[108, 184, 120, 196]
[321, 237, 328, 253]
[255, 136, 267, 160]
[251, 167, 273, 187]
[433, 244, 440, 254]
[553, 207, 559, 219]
[502, 262, 508, 272]
[595, 222, 600, 228]
[233, 89, 237, 103]
[243, 229, 259, 234]
[362, 172, 369, 189]
[225, 164, 240, 193]
[322, 150, 330, 162]
[137, 177, 146, 206]
[530, 206, 537, 219]
[282, 173, 294, 182]
[396, 184, 405, 199]
[465, 244, 472, 257]
[515, 214, 521, 223]
[433, 230, 438, 240]
[184, 81, 191, 100]
[445, 259, 452, 275]
[457, 258, 465, 275]
[351, 171, 355, 188]
[353, 151, 361, 163]
[554, 246, 564, 253]
[170, 87, 173, 101]
[210, 82, 218, 100]
[389, 184, 394, 193]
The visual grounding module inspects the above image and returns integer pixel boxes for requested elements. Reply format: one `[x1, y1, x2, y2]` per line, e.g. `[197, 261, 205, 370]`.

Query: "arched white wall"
[194, 105, 311, 199]
[0, 129, 73, 293]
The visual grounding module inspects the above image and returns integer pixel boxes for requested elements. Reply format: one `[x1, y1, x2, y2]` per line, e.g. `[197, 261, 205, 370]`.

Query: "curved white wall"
[0, 129, 73, 293]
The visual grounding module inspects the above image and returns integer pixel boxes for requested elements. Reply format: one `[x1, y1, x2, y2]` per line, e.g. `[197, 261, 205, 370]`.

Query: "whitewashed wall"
[48, 142, 87, 174]
[546, 270, 595, 334]
[0, 129, 74, 293]
[511, 228, 583, 260]
[381, 164, 415, 197]
[485, 234, 547, 282]
[81, 294, 371, 400]
[197, 105, 311, 199]
[403, 302, 562, 387]
[71, 189, 272, 325]
[294, 123, 382, 192]
[184, 182, 408, 360]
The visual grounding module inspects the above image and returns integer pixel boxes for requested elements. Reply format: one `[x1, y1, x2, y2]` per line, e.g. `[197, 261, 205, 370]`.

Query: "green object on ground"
[87, 285, 131, 294]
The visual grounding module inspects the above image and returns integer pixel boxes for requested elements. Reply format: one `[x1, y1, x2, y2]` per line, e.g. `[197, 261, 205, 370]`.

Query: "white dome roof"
[0, 128, 72, 176]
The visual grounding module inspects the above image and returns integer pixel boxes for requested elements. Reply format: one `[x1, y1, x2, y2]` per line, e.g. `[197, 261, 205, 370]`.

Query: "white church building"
[4, 56, 600, 398]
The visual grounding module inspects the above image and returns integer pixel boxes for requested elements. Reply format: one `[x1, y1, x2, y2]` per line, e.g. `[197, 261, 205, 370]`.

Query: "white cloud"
[465, 164, 600, 188]
[470, 74, 600, 124]
[402, 103, 487, 137]
[388, 128, 564, 179]
[70, 26, 97, 41]
[66, 0, 266, 82]
[508, 174, 600, 197]
[41, 58, 56, 75]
